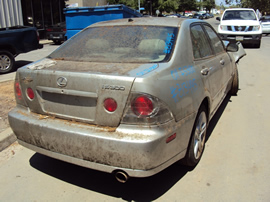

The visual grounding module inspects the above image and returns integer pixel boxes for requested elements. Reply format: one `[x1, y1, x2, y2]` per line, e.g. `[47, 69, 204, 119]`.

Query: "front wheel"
[0, 51, 15, 74]
[230, 66, 239, 95]
[182, 105, 208, 167]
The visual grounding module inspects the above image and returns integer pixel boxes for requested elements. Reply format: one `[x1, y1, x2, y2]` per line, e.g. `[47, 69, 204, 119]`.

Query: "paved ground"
[1, 21, 270, 201]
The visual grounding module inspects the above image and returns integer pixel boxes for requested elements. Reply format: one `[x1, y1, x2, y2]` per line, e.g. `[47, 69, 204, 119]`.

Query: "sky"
[215, 0, 231, 6]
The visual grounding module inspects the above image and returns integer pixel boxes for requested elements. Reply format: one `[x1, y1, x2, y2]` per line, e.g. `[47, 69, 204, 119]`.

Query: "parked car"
[167, 14, 179, 18]
[46, 22, 66, 44]
[216, 8, 262, 48]
[193, 13, 203, 20]
[0, 26, 43, 73]
[208, 13, 214, 18]
[9, 17, 246, 183]
[260, 15, 270, 35]
[202, 13, 209, 19]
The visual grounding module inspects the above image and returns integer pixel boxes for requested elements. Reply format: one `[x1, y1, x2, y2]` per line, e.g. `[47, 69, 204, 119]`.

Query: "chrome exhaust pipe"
[114, 170, 129, 183]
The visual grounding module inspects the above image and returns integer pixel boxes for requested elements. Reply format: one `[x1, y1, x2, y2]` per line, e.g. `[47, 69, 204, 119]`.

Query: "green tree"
[178, 0, 197, 13]
[107, 0, 138, 9]
[158, 0, 179, 13]
[224, 0, 270, 14]
[203, 0, 215, 12]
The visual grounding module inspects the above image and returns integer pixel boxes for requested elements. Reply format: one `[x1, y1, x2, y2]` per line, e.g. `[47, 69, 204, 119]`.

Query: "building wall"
[0, 0, 23, 28]
[66, 0, 107, 7]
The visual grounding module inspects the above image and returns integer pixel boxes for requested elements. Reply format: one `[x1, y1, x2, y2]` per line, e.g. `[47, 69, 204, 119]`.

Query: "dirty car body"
[8, 18, 246, 179]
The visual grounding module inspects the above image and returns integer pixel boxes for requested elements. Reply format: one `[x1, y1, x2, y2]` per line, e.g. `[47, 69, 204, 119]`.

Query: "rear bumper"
[46, 32, 66, 41]
[8, 107, 195, 177]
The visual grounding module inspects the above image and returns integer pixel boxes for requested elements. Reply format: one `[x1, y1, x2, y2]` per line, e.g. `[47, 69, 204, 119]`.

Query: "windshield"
[222, 10, 257, 20]
[49, 26, 178, 63]
[261, 16, 270, 22]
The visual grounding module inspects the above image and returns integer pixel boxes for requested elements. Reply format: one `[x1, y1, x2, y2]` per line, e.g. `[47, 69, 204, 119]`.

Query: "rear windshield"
[48, 25, 178, 63]
[222, 10, 257, 20]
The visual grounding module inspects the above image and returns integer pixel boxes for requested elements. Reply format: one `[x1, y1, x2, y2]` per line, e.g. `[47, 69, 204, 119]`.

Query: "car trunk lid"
[17, 59, 137, 127]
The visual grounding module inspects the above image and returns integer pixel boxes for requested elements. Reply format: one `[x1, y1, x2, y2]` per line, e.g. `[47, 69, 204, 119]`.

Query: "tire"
[182, 105, 208, 167]
[230, 66, 239, 96]
[0, 51, 15, 74]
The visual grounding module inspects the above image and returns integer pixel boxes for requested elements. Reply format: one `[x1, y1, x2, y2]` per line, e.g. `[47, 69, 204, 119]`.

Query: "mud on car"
[8, 17, 245, 183]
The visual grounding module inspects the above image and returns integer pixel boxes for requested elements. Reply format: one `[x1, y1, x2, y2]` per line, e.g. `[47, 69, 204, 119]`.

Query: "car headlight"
[253, 25, 260, 31]
[220, 25, 227, 31]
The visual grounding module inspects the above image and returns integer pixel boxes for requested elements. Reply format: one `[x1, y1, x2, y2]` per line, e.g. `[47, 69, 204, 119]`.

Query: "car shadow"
[14, 60, 33, 71]
[29, 94, 233, 201]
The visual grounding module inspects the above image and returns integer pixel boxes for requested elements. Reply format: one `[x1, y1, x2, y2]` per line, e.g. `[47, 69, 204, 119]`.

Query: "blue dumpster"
[64, 4, 143, 39]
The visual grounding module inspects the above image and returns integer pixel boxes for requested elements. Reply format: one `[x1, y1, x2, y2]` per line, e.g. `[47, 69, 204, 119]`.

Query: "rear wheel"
[182, 105, 208, 167]
[0, 51, 15, 74]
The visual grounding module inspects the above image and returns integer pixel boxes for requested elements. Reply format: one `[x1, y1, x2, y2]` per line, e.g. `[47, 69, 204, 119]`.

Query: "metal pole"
[138, 0, 140, 13]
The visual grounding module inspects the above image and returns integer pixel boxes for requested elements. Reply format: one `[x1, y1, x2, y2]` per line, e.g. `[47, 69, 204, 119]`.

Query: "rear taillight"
[27, 88, 35, 100]
[104, 98, 117, 112]
[46, 28, 53, 32]
[131, 95, 154, 116]
[122, 93, 174, 125]
[62, 28, 67, 32]
[15, 81, 22, 100]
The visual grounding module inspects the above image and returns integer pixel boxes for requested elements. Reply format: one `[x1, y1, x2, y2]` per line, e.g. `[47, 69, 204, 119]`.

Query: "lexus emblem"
[57, 77, 67, 87]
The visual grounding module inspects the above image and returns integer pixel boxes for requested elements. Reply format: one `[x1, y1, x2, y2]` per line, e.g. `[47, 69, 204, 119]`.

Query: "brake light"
[46, 28, 53, 32]
[121, 93, 174, 125]
[104, 98, 117, 112]
[27, 88, 35, 100]
[15, 81, 22, 100]
[62, 28, 67, 32]
[131, 95, 153, 116]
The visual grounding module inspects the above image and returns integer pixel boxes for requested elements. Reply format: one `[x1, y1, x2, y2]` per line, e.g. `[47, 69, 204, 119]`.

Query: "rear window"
[222, 10, 257, 20]
[49, 26, 178, 63]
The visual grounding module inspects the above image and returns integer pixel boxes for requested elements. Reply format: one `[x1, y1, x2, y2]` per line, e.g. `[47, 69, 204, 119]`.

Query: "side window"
[204, 25, 225, 55]
[190, 25, 213, 59]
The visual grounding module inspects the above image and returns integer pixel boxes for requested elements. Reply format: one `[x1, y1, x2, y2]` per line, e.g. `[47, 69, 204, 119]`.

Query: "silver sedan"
[9, 17, 245, 183]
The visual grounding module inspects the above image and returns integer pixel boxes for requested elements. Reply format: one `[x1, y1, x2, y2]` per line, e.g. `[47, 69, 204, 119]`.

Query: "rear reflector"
[166, 133, 176, 143]
[104, 98, 117, 112]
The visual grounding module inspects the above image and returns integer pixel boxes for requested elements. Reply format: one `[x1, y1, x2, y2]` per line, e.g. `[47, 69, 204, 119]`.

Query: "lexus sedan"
[9, 18, 245, 183]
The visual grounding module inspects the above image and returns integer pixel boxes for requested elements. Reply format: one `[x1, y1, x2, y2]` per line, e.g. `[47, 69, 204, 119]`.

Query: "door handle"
[220, 59, 225, 65]
[201, 67, 210, 76]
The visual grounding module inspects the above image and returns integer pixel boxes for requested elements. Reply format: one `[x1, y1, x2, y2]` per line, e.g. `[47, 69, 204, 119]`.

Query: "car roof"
[224, 8, 255, 11]
[89, 17, 200, 28]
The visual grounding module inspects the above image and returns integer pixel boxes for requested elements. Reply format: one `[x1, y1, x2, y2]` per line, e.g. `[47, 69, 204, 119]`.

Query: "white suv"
[216, 8, 262, 48]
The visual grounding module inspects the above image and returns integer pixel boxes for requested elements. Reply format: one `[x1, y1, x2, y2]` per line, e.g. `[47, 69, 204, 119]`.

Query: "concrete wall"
[0, 0, 23, 28]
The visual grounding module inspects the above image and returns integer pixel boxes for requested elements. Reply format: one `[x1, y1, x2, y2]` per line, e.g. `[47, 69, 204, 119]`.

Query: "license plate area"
[236, 36, 244, 41]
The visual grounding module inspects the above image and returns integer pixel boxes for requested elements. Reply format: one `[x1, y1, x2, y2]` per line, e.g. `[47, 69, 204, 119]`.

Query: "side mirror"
[216, 17, 220, 21]
[226, 43, 239, 52]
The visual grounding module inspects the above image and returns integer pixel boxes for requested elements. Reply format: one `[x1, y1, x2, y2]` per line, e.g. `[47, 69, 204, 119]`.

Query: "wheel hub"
[0, 55, 11, 70]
